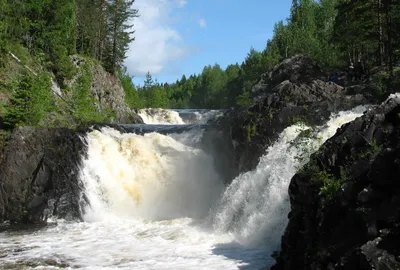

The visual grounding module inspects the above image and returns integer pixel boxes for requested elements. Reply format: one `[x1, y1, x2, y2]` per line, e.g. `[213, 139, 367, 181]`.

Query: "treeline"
[0, 0, 138, 128]
[135, 0, 400, 109]
[0, 0, 137, 78]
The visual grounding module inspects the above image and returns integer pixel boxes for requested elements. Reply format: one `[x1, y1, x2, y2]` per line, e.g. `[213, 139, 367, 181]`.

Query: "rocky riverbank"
[272, 94, 400, 270]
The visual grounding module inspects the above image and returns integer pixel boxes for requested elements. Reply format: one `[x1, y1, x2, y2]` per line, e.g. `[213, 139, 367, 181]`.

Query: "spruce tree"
[105, 0, 138, 73]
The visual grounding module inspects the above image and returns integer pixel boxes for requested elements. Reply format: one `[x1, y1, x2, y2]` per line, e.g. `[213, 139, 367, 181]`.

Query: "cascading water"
[0, 106, 369, 270]
[137, 108, 224, 125]
[212, 106, 368, 250]
[137, 108, 186, 125]
[80, 127, 224, 221]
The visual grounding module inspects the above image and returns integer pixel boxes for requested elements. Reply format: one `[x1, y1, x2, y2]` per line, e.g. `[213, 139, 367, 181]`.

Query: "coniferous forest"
[0, 0, 400, 114]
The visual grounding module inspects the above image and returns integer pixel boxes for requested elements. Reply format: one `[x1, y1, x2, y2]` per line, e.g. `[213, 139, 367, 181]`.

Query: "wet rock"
[272, 96, 400, 270]
[0, 127, 87, 224]
[358, 187, 374, 203]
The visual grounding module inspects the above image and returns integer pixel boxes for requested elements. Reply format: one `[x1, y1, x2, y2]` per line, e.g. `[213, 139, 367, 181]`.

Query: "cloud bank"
[125, 0, 191, 77]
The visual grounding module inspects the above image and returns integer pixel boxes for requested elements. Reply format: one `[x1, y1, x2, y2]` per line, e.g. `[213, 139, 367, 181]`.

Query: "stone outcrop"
[0, 127, 87, 224]
[209, 55, 371, 177]
[272, 94, 400, 270]
[251, 54, 326, 101]
[68, 55, 143, 124]
[90, 63, 142, 124]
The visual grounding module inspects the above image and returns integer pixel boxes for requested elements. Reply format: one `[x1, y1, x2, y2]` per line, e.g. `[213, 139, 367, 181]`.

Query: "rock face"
[252, 54, 326, 101]
[69, 55, 143, 124]
[272, 94, 400, 270]
[211, 55, 370, 177]
[90, 64, 142, 124]
[0, 127, 87, 224]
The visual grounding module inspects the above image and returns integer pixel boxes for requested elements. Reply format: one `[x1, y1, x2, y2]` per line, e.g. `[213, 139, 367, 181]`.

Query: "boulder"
[0, 127, 87, 224]
[252, 54, 326, 101]
[272, 94, 400, 270]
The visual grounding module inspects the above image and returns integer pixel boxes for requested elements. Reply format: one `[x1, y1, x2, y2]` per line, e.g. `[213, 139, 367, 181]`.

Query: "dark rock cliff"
[0, 127, 87, 224]
[208, 55, 371, 181]
[272, 94, 400, 270]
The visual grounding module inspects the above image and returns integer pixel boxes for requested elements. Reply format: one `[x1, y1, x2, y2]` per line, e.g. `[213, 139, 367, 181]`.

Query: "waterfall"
[137, 108, 185, 124]
[211, 105, 368, 249]
[79, 127, 225, 221]
[0, 106, 370, 269]
[137, 108, 224, 125]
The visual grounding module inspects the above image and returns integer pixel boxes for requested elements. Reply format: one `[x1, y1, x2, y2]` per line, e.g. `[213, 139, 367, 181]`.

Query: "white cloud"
[177, 0, 187, 8]
[125, 0, 191, 76]
[198, 18, 207, 28]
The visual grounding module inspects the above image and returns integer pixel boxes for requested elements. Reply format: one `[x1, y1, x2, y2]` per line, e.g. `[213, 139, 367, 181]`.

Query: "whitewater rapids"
[0, 107, 368, 269]
[137, 108, 223, 125]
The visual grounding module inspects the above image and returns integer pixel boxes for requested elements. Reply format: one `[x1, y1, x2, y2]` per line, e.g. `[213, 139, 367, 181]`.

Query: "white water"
[0, 106, 369, 269]
[80, 128, 224, 221]
[138, 108, 185, 125]
[212, 106, 368, 251]
[137, 108, 223, 125]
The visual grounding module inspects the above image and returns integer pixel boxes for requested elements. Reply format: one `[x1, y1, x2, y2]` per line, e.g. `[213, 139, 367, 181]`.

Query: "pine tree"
[104, 0, 138, 73]
[4, 71, 54, 127]
[143, 71, 154, 89]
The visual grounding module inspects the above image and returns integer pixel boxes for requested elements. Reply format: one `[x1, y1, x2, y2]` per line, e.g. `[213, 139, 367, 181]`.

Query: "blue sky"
[126, 0, 292, 86]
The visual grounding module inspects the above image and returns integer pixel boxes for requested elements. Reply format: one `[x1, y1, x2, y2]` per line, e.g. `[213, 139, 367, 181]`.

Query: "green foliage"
[3, 71, 54, 128]
[1, 0, 138, 81]
[236, 90, 254, 107]
[319, 171, 341, 203]
[302, 160, 351, 206]
[118, 68, 142, 109]
[360, 139, 383, 159]
[0, 130, 11, 150]
[247, 123, 257, 142]
[68, 63, 115, 124]
[104, 0, 138, 73]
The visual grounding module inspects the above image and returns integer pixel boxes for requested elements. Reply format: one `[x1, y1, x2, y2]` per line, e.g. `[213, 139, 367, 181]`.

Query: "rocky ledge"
[0, 127, 87, 224]
[272, 94, 400, 270]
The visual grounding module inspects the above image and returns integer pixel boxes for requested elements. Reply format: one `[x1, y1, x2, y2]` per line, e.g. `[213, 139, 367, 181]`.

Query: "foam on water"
[138, 108, 185, 125]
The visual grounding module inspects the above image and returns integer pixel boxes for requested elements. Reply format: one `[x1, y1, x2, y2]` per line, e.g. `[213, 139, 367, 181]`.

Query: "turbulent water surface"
[0, 107, 369, 269]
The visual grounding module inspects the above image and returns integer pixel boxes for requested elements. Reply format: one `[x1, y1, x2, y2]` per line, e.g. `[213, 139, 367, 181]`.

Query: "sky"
[126, 0, 293, 86]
